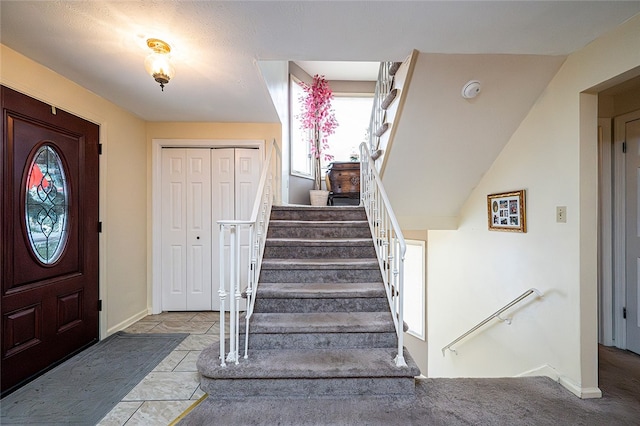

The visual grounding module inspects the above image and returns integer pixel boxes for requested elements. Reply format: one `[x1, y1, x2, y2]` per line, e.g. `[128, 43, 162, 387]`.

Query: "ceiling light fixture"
[144, 38, 175, 91]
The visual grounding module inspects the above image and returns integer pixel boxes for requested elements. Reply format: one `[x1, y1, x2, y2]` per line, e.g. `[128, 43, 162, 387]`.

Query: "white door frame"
[605, 110, 640, 349]
[151, 139, 264, 314]
[599, 118, 614, 346]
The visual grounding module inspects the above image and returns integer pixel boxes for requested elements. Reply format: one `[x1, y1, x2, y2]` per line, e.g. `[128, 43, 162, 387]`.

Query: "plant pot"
[309, 189, 330, 206]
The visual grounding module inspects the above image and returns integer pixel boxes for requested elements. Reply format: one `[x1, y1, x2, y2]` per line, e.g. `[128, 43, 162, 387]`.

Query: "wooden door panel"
[1, 86, 99, 395]
[10, 118, 80, 287]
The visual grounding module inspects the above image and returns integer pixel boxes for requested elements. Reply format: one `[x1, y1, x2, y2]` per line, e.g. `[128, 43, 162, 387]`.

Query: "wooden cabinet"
[326, 162, 360, 205]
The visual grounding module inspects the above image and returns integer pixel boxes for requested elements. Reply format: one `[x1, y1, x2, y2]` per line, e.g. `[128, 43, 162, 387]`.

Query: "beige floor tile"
[175, 334, 218, 351]
[190, 311, 219, 322]
[153, 350, 189, 372]
[174, 351, 201, 372]
[122, 321, 160, 333]
[150, 321, 213, 334]
[97, 401, 142, 426]
[206, 321, 230, 335]
[123, 372, 200, 401]
[191, 387, 206, 400]
[141, 312, 198, 322]
[125, 400, 194, 425]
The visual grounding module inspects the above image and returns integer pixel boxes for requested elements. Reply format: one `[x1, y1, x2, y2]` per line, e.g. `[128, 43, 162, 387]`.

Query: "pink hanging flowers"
[298, 74, 338, 190]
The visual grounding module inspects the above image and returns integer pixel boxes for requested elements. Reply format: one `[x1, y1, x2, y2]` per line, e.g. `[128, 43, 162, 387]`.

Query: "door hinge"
[98, 143, 103, 155]
[623, 141, 627, 153]
[97, 300, 103, 311]
[98, 221, 103, 233]
[623, 307, 627, 319]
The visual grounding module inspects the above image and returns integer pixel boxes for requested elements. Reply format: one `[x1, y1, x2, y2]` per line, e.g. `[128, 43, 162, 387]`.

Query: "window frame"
[323, 92, 374, 170]
[403, 239, 426, 340]
[289, 75, 313, 179]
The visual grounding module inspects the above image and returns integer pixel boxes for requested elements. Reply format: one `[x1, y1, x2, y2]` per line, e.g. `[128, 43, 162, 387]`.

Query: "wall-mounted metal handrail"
[217, 140, 276, 366]
[441, 288, 543, 356]
[359, 141, 407, 367]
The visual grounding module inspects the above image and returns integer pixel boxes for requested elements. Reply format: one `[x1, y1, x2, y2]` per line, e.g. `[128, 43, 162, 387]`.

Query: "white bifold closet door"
[161, 147, 261, 311]
[211, 148, 261, 311]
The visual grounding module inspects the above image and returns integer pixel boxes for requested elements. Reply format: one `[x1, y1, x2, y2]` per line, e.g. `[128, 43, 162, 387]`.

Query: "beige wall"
[599, 83, 640, 117]
[427, 14, 640, 398]
[1, 45, 284, 338]
[1, 45, 148, 338]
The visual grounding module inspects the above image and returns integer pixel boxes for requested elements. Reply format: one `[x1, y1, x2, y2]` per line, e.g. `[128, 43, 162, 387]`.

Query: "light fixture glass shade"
[144, 52, 175, 86]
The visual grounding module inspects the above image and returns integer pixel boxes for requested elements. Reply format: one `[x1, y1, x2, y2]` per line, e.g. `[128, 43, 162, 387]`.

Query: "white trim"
[598, 118, 613, 346]
[150, 139, 265, 314]
[558, 376, 602, 399]
[516, 364, 560, 381]
[289, 75, 313, 179]
[612, 110, 640, 348]
[404, 239, 426, 341]
[106, 308, 149, 337]
[516, 364, 602, 399]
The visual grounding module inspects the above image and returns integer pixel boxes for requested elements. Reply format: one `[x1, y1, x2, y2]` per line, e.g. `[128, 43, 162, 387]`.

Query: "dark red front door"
[1, 86, 99, 395]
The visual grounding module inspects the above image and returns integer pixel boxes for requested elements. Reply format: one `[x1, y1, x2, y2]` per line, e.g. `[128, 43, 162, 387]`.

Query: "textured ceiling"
[1, 1, 640, 122]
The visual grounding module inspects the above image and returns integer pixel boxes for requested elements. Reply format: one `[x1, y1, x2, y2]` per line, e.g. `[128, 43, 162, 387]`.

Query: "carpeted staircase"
[197, 205, 420, 398]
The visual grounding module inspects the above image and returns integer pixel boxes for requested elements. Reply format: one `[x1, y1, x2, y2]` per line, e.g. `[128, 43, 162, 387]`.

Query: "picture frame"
[487, 190, 526, 233]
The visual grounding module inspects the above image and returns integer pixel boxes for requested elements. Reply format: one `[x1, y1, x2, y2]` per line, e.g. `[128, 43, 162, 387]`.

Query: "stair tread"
[249, 311, 395, 333]
[266, 238, 372, 246]
[269, 220, 369, 227]
[198, 347, 420, 379]
[257, 282, 385, 298]
[261, 258, 379, 269]
[272, 206, 364, 211]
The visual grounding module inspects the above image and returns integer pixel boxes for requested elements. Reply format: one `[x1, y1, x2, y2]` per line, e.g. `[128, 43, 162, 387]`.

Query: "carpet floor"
[179, 376, 640, 425]
[1, 332, 187, 425]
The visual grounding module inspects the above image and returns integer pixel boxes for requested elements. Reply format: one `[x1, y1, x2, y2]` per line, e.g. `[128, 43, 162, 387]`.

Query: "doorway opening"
[597, 73, 640, 398]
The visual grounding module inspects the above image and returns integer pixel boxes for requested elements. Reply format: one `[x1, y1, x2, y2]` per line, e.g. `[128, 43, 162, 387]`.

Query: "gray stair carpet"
[197, 205, 420, 401]
[180, 376, 640, 425]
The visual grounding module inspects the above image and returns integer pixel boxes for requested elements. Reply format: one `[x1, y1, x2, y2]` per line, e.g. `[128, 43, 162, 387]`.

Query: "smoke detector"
[461, 80, 481, 99]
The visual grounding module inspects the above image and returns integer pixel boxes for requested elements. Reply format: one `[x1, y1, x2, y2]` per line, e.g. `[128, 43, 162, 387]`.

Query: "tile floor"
[97, 312, 227, 426]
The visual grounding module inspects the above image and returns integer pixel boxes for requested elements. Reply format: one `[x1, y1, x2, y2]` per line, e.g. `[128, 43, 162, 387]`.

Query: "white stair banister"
[217, 140, 276, 366]
[360, 142, 407, 367]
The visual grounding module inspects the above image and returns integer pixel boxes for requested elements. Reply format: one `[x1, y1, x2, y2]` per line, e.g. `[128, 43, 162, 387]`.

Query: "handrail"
[368, 62, 395, 154]
[359, 141, 407, 367]
[441, 288, 543, 356]
[217, 140, 276, 366]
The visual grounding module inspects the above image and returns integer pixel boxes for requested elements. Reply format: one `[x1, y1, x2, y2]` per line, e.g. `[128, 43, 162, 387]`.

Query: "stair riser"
[243, 332, 397, 350]
[254, 297, 389, 313]
[264, 245, 376, 259]
[200, 376, 416, 398]
[267, 226, 371, 239]
[270, 208, 366, 221]
[259, 269, 382, 283]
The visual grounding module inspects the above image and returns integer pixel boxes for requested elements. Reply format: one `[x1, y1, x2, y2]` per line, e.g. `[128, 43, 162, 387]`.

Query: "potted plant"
[298, 74, 338, 206]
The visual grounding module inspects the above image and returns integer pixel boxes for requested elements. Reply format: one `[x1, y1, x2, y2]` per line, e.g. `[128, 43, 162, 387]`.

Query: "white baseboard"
[517, 364, 602, 399]
[105, 308, 150, 337]
[516, 364, 560, 381]
[559, 376, 602, 399]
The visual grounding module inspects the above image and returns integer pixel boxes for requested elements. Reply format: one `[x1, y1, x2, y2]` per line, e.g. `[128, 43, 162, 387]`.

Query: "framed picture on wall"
[487, 190, 526, 233]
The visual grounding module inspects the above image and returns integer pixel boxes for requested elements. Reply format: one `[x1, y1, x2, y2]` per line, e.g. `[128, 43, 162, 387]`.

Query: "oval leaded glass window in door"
[25, 145, 70, 264]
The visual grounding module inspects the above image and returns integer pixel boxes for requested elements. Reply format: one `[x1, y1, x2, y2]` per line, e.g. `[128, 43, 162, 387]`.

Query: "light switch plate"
[556, 206, 567, 223]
